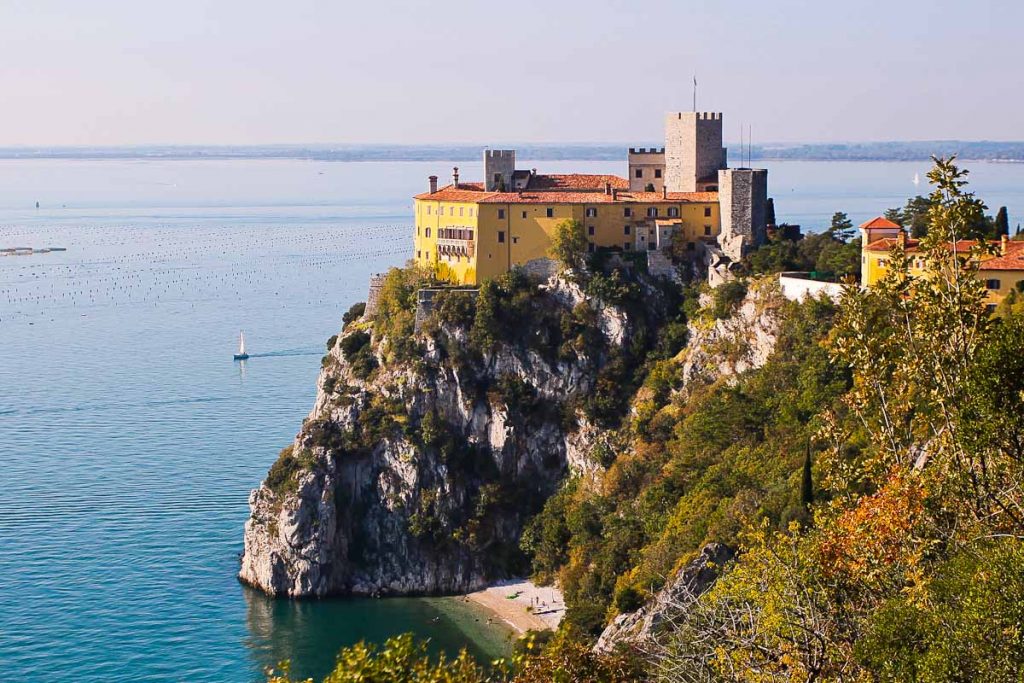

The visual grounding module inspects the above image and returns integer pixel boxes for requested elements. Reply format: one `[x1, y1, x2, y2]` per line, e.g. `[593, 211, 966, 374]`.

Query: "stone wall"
[363, 273, 386, 320]
[778, 273, 845, 301]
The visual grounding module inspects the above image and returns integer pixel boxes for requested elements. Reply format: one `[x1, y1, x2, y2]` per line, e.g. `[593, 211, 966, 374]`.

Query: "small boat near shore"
[233, 331, 249, 361]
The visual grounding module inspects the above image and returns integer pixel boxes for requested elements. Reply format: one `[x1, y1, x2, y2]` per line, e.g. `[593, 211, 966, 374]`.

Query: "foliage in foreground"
[642, 157, 1024, 681]
[265, 631, 643, 683]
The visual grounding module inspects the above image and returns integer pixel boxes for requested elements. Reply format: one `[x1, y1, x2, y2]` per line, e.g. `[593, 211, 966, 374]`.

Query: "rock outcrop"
[239, 272, 669, 597]
[594, 542, 735, 653]
[679, 277, 786, 391]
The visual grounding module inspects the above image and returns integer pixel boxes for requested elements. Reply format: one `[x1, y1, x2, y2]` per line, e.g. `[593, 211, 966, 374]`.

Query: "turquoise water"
[2, 158, 1023, 682]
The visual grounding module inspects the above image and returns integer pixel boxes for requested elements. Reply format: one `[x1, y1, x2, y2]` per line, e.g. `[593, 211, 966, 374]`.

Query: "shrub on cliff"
[373, 266, 431, 362]
[342, 301, 366, 329]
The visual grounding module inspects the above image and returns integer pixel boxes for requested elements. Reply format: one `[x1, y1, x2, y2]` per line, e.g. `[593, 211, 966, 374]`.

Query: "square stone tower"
[664, 112, 727, 193]
[483, 149, 516, 191]
[717, 168, 768, 261]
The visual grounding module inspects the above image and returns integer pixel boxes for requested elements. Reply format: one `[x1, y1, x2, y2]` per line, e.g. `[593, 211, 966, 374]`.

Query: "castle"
[412, 111, 769, 285]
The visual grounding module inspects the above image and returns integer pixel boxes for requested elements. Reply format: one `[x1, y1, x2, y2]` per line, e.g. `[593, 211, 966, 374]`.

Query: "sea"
[2, 156, 1023, 682]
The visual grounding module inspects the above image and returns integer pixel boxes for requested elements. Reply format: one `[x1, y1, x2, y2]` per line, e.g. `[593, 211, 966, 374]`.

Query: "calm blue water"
[2, 157, 1023, 682]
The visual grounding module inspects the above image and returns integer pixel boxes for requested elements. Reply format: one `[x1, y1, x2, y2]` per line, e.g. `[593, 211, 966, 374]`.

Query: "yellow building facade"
[413, 175, 720, 286]
[859, 216, 1024, 306]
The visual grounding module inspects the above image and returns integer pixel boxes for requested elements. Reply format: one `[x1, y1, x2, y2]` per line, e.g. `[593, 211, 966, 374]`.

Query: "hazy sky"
[2, 0, 1022, 146]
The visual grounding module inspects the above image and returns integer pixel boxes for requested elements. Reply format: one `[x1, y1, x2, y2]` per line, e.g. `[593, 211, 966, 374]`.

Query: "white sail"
[913, 172, 920, 186]
[239, 331, 246, 355]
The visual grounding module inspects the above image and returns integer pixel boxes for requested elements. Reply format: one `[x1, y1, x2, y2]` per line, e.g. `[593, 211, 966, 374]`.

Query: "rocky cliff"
[594, 543, 735, 653]
[239, 271, 672, 597]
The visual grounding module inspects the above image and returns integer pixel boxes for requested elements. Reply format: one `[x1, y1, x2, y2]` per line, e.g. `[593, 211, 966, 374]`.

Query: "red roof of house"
[415, 174, 717, 204]
[979, 240, 1024, 271]
[864, 237, 976, 253]
[860, 216, 902, 229]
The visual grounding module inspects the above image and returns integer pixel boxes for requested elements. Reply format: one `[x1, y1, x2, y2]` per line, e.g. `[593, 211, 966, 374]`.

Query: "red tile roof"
[526, 174, 628, 191]
[864, 237, 977, 253]
[979, 241, 1024, 271]
[415, 175, 717, 204]
[860, 216, 902, 229]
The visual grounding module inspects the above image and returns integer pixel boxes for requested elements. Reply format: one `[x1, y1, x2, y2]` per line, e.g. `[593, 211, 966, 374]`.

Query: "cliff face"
[239, 274, 659, 597]
[679, 278, 786, 392]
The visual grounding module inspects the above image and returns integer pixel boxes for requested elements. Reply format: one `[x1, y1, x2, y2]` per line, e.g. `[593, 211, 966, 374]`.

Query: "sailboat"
[233, 331, 249, 361]
[913, 172, 921, 187]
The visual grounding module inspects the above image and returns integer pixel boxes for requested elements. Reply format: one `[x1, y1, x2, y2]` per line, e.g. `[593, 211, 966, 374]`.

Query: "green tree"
[801, 442, 814, 508]
[883, 207, 904, 226]
[766, 197, 776, 226]
[828, 211, 855, 241]
[550, 219, 588, 272]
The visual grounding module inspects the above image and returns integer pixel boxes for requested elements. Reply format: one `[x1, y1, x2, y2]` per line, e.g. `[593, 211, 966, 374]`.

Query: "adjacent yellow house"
[413, 173, 720, 285]
[860, 216, 1024, 306]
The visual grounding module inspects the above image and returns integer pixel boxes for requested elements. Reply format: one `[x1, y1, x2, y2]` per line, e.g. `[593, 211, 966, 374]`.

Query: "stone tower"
[717, 168, 768, 261]
[483, 149, 515, 191]
[664, 112, 727, 193]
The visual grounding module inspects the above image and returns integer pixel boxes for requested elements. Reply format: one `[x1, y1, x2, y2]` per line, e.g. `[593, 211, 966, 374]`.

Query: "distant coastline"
[1, 141, 1023, 163]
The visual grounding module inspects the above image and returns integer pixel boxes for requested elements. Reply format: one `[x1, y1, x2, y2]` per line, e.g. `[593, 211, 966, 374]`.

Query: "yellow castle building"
[860, 216, 1024, 306]
[412, 112, 769, 285]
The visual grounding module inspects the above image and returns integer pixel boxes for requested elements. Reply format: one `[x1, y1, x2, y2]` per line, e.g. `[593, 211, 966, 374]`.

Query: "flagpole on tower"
[692, 75, 697, 111]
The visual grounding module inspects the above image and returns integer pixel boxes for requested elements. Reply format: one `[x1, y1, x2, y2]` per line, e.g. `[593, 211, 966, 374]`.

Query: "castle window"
[635, 169, 643, 178]
[647, 207, 658, 218]
[986, 279, 1002, 290]
[498, 209, 505, 219]
[449, 207, 454, 216]
[704, 207, 712, 217]
[624, 225, 631, 235]
[704, 225, 712, 236]
[427, 206, 431, 215]
[588, 242, 595, 252]
[498, 231, 505, 243]
[654, 169, 662, 178]
[624, 242, 632, 250]
[588, 225, 595, 236]
[513, 237, 519, 244]
[668, 207, 679, 217]
[624, 208, 632, 217]
[426, 228, 431, 238]
[546, 208, 554, 217]
[459, 207, 464, 217]
[585, 207, 597, 218]
[522, 211, 527, 218]
[417, 250, 421, 259]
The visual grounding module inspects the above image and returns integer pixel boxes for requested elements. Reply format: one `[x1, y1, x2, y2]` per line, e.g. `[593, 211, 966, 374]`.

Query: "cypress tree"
[995, 206, 1010, 237]
[766, 197, 776, 226]
[801, 442, 814, 508]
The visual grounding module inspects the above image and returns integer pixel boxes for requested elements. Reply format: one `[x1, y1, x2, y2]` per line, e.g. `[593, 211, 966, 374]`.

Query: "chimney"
[898, 230, 907, 248]
[452, 167, 459, 186]
[428, 175, 438, 194]
[604, 181, 612, 195]
[612, 188, 619, 201]
[531, 168, 537, 176]
[662, 186, 667, 199]
[1001, 233, 1010, 256]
